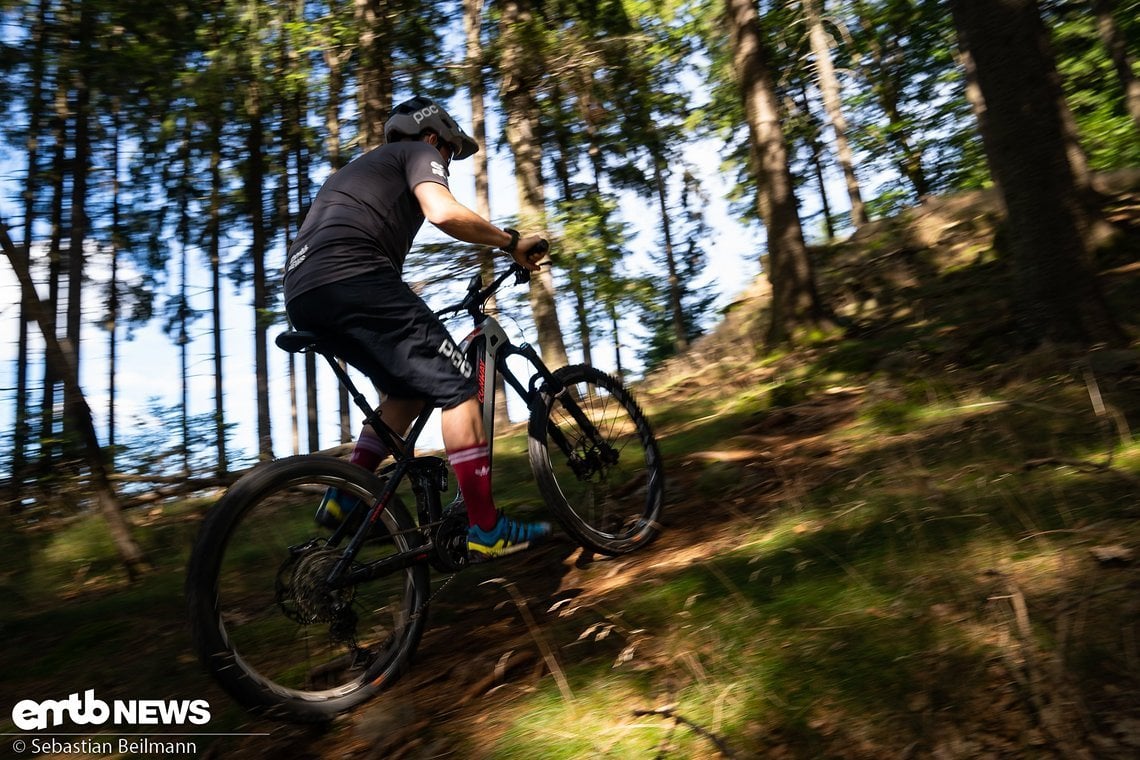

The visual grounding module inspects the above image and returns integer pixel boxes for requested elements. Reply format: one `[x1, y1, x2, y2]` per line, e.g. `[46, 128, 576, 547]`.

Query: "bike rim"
[210, 474, 422, 701]
[545, 372, 662, 546]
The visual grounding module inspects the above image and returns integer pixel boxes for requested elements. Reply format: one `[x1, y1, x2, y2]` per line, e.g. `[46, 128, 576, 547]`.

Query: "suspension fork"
[514, 344, 616, 467]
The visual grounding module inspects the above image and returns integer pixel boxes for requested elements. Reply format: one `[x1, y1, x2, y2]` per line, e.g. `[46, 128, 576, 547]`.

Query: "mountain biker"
[282, 96, 551, 561]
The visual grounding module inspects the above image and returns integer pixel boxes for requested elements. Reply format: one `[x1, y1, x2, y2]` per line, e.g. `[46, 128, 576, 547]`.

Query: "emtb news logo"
[11, 690, 211, 730]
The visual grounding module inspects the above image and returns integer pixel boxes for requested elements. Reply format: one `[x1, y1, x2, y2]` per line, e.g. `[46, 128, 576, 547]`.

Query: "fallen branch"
[1023, 457, 1140, 485]
[632, 705, 737, 758]
[481, 577, 574, 703]
[2, 217, 150, 579]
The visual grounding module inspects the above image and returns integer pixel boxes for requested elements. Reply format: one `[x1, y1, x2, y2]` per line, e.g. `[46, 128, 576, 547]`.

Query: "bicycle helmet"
[384, 97, 479, 160]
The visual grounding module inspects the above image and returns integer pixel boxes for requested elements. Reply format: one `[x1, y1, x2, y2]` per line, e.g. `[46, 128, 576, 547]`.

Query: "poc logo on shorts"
[438, 339, 473, 379]
[412, 104, 441, 124]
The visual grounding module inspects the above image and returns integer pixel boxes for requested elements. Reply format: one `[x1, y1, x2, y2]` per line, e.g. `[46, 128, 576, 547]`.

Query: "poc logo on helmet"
[412, 104, 441, 124]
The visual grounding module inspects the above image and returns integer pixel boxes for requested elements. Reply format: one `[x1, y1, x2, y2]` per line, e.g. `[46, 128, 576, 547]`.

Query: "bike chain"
[406, 570, 458, 625]
[347, 510, 468, 626]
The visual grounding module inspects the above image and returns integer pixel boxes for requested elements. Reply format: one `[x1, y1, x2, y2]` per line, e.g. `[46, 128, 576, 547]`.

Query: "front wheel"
[185, 455, 429, 722]
[528, 364, 665, 555]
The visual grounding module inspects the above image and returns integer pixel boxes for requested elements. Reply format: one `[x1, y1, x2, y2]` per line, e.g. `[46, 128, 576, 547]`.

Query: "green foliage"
[474, 401, 1139, 755]
[1, 0, 1137, 552]
[1050, 8, 1140, 170]
[637, 169, 718, 372]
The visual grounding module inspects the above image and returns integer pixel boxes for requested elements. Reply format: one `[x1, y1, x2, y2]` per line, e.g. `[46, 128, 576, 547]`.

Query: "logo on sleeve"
[431, 161, 446, 178]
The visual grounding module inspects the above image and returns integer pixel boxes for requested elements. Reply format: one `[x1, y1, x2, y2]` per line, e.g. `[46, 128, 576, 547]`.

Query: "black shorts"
[285, 267, 477, 409]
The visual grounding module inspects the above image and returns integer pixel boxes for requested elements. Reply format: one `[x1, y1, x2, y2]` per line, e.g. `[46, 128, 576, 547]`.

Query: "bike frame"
[458, 313, 555, 461]
[281, 263, 594, 587]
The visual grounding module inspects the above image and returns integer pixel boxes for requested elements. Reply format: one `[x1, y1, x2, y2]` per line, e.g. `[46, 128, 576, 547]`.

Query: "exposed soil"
[202, 387, 871, 759]
[209, 176, 1140, 759]
[201, 378, 1140, 759]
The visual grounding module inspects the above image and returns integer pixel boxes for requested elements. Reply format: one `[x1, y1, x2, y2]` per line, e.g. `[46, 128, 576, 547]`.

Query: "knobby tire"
[185, 455, 429, 723]
[528, 364, 665, 555]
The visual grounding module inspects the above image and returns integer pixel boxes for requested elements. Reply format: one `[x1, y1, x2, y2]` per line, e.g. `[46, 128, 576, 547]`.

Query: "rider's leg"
[440, 397, 496, 530]
[348, 425, 388, 470]
[347, 397, 425, 470]
[318, 397, 427, 528]
[443, 397, 552, 558]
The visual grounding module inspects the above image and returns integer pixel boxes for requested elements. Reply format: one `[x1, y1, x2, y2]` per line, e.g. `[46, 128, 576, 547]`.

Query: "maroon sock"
[349, 426, 389, 471]
[448, 444, 497, 530]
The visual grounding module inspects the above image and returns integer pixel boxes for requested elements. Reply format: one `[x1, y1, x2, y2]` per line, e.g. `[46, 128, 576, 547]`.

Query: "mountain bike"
[185, 258, 665, 722]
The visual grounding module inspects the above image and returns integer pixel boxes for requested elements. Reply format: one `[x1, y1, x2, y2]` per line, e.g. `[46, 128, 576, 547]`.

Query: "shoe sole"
[467, 538, 546, 564]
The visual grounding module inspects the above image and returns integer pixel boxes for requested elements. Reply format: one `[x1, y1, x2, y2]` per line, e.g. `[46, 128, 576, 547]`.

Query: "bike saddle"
[275, 330, 324, 353]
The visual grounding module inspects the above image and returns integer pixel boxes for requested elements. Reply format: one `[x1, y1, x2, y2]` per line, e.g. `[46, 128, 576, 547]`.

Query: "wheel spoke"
[530, 366, 664, 555]
[187, 456, 429, 720]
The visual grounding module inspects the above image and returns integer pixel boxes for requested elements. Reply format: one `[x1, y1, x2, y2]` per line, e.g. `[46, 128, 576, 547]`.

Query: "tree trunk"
[804, 0, 867, 226]
[65, 0, 94, 449]
[949, 0, 1124, 346]
[207, 114, 229, 476]
[465, 0, 491, 225]
[852, 3, 930, 199]
[548, 90, 594, 367]
[275, 14, 317, 456]
[246, 82, 273, 460]
[107, 99, 122, 464]
[355, 0, 393, 151]
[41, 77, 68, 473]
[499, 0, 570, 369]
[11, 0, 50, 502]
[296, 119, 319, 454]
[608, 308, 624, 379]
[177, 127, 193, 474]
[569, 264, 592, 366]
[465, 0, 510, 428]
[725, 0, 832, 347]
[654, 159, 688, 354]
[1, 223, 149, 580]
[322, 25, 353, 442]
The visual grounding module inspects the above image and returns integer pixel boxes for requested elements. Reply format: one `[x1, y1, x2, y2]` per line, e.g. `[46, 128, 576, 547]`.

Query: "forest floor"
[2, 178, 1140, 759]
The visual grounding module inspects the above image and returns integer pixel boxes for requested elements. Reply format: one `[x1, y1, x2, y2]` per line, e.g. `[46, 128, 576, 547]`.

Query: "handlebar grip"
[513, 239, 549, 284]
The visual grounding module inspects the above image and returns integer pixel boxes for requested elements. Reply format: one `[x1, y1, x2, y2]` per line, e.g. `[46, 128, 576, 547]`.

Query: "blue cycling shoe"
[467, 511, 552, 562]
[314, 487, 361, 530]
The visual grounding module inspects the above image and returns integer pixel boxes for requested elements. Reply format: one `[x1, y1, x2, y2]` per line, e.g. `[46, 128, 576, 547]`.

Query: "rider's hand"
[512, 234, 547, 271]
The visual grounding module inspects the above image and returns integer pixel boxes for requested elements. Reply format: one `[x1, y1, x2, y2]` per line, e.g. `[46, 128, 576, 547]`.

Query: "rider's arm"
[413, 182, 544, 270]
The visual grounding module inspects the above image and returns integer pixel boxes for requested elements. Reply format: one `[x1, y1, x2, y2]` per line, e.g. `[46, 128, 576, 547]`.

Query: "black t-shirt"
[283, 141, 449, 303]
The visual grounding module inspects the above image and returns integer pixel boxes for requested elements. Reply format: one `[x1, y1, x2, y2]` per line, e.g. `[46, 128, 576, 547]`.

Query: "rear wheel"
[528, 364, 665, 555]
[185, 455, 429, 722]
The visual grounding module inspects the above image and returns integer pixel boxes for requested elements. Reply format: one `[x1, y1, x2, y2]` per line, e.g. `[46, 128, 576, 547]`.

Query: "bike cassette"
[276, 544, 356, 624]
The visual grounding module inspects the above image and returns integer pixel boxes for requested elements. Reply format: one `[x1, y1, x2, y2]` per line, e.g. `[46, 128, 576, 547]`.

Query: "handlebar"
[435, 239, 550, 320]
